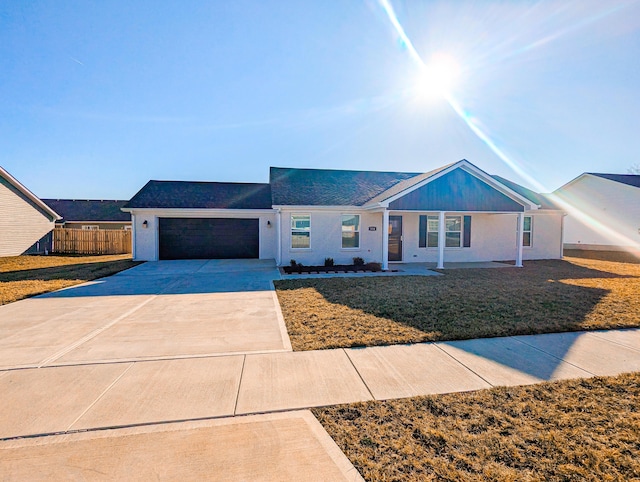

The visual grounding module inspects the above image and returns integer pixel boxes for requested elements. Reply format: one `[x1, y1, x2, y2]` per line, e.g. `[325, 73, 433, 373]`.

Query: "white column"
[516, 212, 524, 268]
[382, 209, 389, 271]
[275, 210, 282, 266]
[437, 211, 445, 269]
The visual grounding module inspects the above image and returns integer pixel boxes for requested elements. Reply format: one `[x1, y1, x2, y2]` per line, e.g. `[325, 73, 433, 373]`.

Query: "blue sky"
[1, 0, 639, 199]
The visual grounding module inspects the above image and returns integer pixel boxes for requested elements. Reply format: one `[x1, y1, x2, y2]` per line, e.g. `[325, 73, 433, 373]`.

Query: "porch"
[380, 210, 529, 270]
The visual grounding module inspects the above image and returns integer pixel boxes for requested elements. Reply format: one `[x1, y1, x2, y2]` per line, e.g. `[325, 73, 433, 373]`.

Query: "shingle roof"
[270, 167, 422, 206]
[588, 173, 640, 189]
[123, 181, 272, 209]
[491, 176, 558, 209]
[42, 199, 131, 222]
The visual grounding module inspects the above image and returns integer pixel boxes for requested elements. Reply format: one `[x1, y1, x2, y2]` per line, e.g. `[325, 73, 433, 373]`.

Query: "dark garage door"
[159, 218, 259, 260]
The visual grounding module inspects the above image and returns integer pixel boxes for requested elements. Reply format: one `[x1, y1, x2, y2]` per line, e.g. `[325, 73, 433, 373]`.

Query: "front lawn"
[313, 372, 640, 481]
[0, 254, 141, 305]
[275, 257, 640, 351]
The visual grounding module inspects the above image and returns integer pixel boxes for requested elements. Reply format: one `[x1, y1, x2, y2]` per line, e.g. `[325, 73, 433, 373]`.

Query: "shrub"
[290, 259, 297, 267]
[364, 262, 382, 272]
[353, 257, 365, 266]
[324, 257, 334, 267]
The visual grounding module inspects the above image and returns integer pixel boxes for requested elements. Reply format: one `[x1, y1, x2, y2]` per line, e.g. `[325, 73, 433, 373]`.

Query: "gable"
[389, 168, 525, 212]
[0, 175, 58, 221]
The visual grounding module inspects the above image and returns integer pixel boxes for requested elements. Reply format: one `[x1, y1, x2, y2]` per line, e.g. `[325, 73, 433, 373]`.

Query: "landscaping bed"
[275, 257, 640, 351]
[0, 254, 141, 305]
[314, 372, 640, 481]
[282, 263, 382, 275]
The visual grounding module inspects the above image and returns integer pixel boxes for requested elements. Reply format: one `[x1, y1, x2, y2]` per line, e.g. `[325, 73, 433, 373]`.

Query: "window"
[341, 214, 360, 248]
[427, 216, 439, 247]
[81, 225, 99, 230]
[420, 215, 471, 248]
[523, 216, 532, 247]
[291, 214, 310, 249]
[445, 216, 462, 247]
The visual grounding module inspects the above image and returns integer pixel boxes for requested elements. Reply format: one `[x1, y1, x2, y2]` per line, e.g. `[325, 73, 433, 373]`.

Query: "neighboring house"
[554, 173, 640, 253]
[41, 199, 132, 230]
[123, 159, 563, 269]
[0, 166, 61, 256]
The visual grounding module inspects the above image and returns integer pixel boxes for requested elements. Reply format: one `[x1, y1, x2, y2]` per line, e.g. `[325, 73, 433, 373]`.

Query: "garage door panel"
[159, 218, 259, 260]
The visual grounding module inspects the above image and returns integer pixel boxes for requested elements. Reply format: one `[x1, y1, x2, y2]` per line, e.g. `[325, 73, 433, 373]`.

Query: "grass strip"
[314, 372, 640, 481]
[0, 254, 141, 305]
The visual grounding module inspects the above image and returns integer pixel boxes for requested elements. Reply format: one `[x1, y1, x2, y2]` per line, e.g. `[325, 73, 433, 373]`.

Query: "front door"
[388, 215, 402, 261]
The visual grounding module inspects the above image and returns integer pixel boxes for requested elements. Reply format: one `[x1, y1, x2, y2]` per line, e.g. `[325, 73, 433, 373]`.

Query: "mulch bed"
[282, 264, 382, 275]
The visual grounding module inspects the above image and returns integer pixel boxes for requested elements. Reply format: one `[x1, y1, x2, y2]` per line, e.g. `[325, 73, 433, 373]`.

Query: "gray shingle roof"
[42, 199, 131, 222]
[491, 176, 558, 209]
[589, 173, 640, 189]
[270, 167, 422, 206]
[124, 181, 272, 209]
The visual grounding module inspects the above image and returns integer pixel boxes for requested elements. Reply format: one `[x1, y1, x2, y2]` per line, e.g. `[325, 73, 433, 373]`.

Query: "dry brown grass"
[0, 255, 141, 305]
[314, 372, 640, 481]
[275, 257, 640, 351]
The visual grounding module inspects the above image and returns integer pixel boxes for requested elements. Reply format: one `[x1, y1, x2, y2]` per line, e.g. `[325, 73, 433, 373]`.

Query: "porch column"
[437, 211, 445, 269]
[382, 209, 389, 271]
[516, 212, 524, 268]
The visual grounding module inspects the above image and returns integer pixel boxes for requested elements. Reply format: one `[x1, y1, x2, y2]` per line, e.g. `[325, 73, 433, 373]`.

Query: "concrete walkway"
[2, 328, 639, 441]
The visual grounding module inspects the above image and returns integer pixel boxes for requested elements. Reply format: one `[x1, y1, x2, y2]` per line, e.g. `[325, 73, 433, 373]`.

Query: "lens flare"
[377, 0, 640, 254]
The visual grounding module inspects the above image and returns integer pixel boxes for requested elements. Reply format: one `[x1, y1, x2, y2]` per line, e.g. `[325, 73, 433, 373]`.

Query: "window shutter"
[419, 215, 427, 248]
[463, 215, 471, 247]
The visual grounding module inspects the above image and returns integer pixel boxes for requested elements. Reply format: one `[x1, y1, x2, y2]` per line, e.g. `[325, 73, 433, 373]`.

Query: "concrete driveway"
[0, 259, 291, 370]
[0, 259, 367, 480]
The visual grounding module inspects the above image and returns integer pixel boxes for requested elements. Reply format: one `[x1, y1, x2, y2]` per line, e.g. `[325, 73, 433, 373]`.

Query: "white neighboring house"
[554, 173, 640, 254]
[123, 160, 564, 268]
[0, 166, 61, 257]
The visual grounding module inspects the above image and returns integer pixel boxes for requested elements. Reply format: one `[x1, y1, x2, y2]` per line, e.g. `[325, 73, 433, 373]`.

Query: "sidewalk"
[2, 327, 639, 440]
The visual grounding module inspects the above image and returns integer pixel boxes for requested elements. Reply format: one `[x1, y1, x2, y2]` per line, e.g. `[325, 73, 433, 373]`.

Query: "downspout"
[276, 209, 282, 266]
[131, 213, 136, 260]
[560, 212, 566, 259]
[382, 209, 389, 270]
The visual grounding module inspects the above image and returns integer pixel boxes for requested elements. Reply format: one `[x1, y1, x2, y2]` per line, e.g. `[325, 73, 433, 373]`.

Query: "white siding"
[0, 177, 55, 257]
[556, 175, 640, 251]
[396, 212, 562, 263]
[279, 210, 383, 266]
[277, 209, 563, 266]
[130, 209, 277, 262]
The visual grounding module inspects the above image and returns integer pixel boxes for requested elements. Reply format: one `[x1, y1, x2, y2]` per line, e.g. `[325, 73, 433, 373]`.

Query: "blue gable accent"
[388, 168, 525, 212]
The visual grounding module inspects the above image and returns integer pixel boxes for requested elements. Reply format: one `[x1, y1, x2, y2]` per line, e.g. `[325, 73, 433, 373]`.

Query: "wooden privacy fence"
[52, 229, 132, 255]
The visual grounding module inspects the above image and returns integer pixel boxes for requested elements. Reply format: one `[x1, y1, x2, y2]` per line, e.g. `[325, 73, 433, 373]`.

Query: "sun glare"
[415, 53, 461, 101]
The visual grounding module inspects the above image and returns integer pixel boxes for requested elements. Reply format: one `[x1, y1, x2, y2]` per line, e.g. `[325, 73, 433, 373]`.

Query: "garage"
[159, 218, 259, 260]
